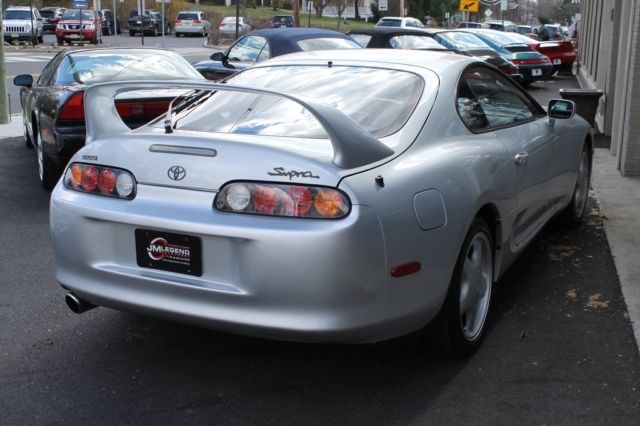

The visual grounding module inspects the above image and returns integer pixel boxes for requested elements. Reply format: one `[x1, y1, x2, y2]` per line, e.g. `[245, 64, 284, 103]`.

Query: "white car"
[375, 16, 424, 28]
[174, 10, 211, 37]
[219, 16, 251, 37]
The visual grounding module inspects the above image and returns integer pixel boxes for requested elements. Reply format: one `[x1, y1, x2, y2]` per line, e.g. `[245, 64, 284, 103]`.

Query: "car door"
[457, 66, 561, 247]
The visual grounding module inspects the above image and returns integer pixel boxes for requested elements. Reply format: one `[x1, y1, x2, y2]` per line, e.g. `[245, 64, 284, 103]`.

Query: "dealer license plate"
[532, 68, 542, 76]
[135, 229, 202, 276]
[553, 58, 562, 65]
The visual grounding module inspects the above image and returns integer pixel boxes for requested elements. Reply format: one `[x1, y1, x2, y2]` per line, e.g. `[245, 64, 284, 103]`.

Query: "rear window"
[177, 12, 199, 20]
[40, 10, 56, 18]
[54, 51, 203, 85]
[377, 19, 402, 27]
[437, 31, 490, 50]
[349, 33, 372, 47]
[170, 65, 425, 140]
[296, 37, 360, 51]
[388, 35, 445, 50]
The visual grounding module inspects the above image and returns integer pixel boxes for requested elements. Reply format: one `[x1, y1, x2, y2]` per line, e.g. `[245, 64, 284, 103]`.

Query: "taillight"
[115, 100, 172, 119]
[59, 92, 84, 124]
[64, 163, 136, 199]
[175, 19, 181, 24]
[215, 182, 350, 219]
[193, 19, 201, 24]
[512, 57, 551, 65]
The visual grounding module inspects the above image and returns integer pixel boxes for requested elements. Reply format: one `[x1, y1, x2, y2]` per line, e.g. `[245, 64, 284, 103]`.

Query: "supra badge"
[167, 166, 186, 181]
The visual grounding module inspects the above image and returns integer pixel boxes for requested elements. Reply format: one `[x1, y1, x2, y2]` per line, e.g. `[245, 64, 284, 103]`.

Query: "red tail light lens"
[59, 92, 84, 124]
[64, 163, 136, 199]
[193, 19, 201, 24]
[513, 57, 551, 65]
[215, 182, 350, 219]
[115, 99, 172, 119]
[175, 19, 181, 24]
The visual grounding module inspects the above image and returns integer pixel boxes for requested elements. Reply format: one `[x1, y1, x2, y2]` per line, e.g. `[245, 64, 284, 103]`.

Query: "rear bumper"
[175, 25, 205, 34]
[50, 184, 418, 343]
[50, 126, 85, 168]
[56, 29, 98, 41]
[517, 63, 554, 82]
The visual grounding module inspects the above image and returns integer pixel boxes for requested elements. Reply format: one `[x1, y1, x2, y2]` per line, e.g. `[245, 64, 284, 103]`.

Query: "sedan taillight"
[58, 92, 85, 124]
[64, 163, 136, 199]
[215, 182, 351, 219]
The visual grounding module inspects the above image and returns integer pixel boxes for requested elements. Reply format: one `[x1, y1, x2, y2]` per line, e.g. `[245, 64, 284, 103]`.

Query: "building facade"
[578, 0, 640, 175]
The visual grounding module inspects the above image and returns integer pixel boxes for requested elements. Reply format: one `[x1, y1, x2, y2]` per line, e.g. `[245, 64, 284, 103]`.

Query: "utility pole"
[0, 0, 10, 124]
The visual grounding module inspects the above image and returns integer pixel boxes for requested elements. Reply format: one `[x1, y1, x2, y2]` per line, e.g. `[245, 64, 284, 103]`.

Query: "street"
[1, 45, 639, 422]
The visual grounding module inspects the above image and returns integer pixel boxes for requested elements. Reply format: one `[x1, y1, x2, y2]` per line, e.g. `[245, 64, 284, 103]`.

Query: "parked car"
[458, 29, 553, 85]
[431, 30, 521, 79]
[457, 21, 488, 29]
[56, 8, 101, 45]
[99, 9, 121, 35]
[50, 49, 592, 358]
[128, 9, 170, 36]
[375, 16, 424, 28]
[347, 27, 449, 51]
[484, 20, 517, 32]
[40, 6, 65, 33]
[516, 25, 538, 39]
[2, 5, 44, 44]
[13, 48, 204, 190]
[174, 10, 211, 37]
[271, 14, 294, 28]
[218, 16, 251, 37]
[193, 28, 361, 81]
[502, 31, 577, 74]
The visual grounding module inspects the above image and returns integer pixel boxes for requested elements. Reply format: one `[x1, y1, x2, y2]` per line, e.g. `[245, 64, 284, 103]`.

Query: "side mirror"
[548, 99, 575, 119]
[13, 74, 33, 88]
[210, 51, 226, 62]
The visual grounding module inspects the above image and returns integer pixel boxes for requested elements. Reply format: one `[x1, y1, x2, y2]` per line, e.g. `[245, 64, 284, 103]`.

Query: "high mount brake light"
[64, 163, 136, 199]
[215, 182, 351, 219]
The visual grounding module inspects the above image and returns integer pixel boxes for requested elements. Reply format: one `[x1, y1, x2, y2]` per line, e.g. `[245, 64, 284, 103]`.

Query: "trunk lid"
[78, 130, 344, 190]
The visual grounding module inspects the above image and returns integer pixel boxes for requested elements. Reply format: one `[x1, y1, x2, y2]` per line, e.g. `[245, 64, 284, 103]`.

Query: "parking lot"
[1, 69, 639, 423]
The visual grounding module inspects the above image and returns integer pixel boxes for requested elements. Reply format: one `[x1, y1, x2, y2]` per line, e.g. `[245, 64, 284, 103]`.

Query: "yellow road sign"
[459, 0, 479, 12]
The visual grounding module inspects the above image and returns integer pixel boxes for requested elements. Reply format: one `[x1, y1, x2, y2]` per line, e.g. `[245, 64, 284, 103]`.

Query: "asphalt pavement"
[0, 72, 638, 424]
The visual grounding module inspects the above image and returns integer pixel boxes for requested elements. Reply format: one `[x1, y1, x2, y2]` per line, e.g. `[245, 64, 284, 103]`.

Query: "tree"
[313, 0, 328, 18]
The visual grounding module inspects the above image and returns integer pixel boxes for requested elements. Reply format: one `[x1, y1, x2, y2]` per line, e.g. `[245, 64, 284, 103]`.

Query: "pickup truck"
[127, 9, 170, 36]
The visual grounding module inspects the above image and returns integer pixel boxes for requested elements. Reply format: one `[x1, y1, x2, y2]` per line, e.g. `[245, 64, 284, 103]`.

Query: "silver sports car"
[50, 50, 592, 357]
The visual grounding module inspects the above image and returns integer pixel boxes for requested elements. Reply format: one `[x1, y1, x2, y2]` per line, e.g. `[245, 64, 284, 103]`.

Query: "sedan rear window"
[177, 13, 199, 20]
[171, 65, 425, 140]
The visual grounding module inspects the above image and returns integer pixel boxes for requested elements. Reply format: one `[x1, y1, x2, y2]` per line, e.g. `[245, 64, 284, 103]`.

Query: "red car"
[56, 8, 101, 45]
[507, 32, 576, 74]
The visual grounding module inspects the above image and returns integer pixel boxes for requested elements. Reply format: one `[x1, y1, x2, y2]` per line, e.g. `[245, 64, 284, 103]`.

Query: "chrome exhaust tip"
[65, 292, 97, 314]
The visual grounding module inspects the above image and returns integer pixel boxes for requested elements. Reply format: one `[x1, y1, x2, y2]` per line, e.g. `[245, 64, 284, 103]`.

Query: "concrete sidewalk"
[1, 84, 638, 352]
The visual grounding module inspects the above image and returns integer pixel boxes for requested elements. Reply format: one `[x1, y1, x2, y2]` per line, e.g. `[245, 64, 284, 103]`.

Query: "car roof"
[261, 48, 475, 76]
[5, 5, 31, 9]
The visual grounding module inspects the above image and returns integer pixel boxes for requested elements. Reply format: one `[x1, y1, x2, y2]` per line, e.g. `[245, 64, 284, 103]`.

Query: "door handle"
[514, 152, 529, 166]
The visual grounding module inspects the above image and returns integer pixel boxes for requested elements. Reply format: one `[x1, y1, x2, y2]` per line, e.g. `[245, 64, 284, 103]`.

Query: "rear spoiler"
[83, 80, 394, 169]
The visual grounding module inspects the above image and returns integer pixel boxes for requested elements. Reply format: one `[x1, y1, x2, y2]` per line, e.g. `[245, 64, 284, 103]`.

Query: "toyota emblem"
[167, 166, 186, 181]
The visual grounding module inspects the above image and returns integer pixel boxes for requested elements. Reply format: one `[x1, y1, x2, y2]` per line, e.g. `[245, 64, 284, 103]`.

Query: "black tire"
[57, 38, 64, 45]
[23, 119, 33, 149]
[37, 34, 43, 43]
[558, 144, 591, 226]
[129, 30, 135, 37]
[153, 26, 158, 37]
[427, 217, 494, 357]
[175, 32, 180, 37]
[35, 125, 62, 191]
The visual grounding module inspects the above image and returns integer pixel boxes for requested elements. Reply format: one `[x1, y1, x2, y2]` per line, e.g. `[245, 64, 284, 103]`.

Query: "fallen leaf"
[585, 293, 610, 310]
